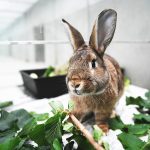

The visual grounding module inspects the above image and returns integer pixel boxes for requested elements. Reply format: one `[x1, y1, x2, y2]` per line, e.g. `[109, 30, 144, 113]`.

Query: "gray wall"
[0, 0, 150, 89]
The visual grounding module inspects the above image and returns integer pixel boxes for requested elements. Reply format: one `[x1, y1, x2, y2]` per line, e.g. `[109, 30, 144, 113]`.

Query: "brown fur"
[69, 49, 124, 124]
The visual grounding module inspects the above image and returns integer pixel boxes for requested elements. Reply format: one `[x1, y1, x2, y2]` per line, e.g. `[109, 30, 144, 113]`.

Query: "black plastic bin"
[20, 68, 68, 99]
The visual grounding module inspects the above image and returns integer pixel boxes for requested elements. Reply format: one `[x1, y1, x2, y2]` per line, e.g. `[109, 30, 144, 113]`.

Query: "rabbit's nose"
[71, 82, 81, 89]
[69, 80, 82, 89]
[75, 84, 80, 89]
[68, 81, 83, 95]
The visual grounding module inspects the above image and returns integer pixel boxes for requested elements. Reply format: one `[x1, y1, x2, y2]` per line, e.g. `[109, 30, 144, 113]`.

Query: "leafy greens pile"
[108, 91, 150, 150]
[0, 91, 150, 150]
[0, 101, 106, 150]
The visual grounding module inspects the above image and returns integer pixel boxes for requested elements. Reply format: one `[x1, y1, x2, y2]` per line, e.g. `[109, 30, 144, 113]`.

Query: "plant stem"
[69, 112, 104, 150]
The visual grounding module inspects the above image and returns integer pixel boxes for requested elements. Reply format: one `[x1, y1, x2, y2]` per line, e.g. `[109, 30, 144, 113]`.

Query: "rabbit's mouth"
[67, 75, 109, 96]
[74, 89, 81, 95]
[68, 82, 98, 96]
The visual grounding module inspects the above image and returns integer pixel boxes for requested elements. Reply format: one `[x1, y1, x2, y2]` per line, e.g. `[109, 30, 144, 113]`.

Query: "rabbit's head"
[62, 9, 117, 96]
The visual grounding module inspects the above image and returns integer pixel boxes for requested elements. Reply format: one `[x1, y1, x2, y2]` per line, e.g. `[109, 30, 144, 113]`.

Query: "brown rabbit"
[62, 9, 124, 132]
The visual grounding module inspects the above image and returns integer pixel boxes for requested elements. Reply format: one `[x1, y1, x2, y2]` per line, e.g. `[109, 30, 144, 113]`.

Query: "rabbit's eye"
[89, 59, 97, 69]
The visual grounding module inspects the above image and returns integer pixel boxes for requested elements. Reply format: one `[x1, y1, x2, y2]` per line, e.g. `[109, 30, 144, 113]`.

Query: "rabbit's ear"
[89, 9, 117, 56]
[62, 19, 85, 51]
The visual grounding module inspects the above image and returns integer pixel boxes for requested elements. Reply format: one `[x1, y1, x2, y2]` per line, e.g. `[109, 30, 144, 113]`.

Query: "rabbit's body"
[69, 52, 124, 124]
[62, 9, 124, 129]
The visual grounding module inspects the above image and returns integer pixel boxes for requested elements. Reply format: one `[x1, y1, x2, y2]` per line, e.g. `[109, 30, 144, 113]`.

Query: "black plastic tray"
[20, 68, 68, 99]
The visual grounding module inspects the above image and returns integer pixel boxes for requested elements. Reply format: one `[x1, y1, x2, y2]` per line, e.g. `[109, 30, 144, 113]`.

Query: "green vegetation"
[0, 100, 106, 150]
[42, 64, 68, 78]
[109, 91, 150, 150]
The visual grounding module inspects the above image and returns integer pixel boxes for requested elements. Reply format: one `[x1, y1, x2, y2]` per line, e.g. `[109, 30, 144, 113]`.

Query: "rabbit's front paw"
[98, 123, 109, 134]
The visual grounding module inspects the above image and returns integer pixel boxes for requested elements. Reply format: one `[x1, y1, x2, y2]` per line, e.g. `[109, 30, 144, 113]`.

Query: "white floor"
[0, 56, 47, 105]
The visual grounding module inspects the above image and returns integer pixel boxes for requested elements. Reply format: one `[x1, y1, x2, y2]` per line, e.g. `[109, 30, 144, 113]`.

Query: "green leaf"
[74, 134, 94, 150]
[19, 142, 36, 150]
[15, 138, 26, 149]
[32, 113, 49, 121]
[108, 116, 125, 130]
[148, 130, 150, 142]
[0, 101, 13, 109]
[142, 142, 150, 150]
[0, 128, 17, 143]
[49, 101, 64, 114]
[0, 110, 18, 143]
[0, 137, 21, 150]
[0, 109, 34, 144]
[18, 118, 37, 137]
[11, 109, 33, 128]
[126, 97, 143, 107]
[0, 110, 18, 132]
[37, 146, 50, 150]
[45, 113, 62, 146]
[63, 122, 73, 132]
[126, 97, 150, 109]
[52, 138, 62, 150]
[141, 130, 150, 150]
[134, 114, 150, 123]
[125, 124, 150, 136]
[118, 132, 145, 150]
[93, 125, 103, 142]
[29, 124, 48, 146]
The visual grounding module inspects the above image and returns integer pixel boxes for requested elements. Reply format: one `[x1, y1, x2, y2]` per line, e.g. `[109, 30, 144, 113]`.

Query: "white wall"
[0, 0, 150, 89]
